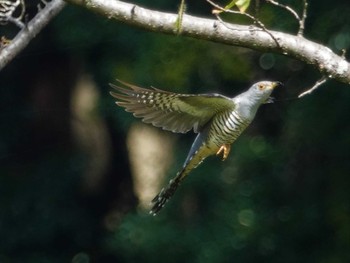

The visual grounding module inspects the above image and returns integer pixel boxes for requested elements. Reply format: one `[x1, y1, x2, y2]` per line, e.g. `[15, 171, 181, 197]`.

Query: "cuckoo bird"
[110, 80, 281, 215]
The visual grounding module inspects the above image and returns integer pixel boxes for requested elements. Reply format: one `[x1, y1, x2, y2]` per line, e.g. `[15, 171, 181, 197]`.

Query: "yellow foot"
[216, 144, 231, 161]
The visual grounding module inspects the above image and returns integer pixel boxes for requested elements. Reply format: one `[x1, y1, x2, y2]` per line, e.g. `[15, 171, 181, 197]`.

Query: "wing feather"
[110, 80, 235, 133]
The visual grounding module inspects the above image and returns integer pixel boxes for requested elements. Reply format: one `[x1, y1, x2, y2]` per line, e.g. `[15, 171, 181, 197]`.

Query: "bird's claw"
[216, 144, 231, 161]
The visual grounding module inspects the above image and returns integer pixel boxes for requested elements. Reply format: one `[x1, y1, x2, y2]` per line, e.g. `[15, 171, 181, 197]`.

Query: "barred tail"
[150, 170, 185, 215]
[150, 138, 215, 215]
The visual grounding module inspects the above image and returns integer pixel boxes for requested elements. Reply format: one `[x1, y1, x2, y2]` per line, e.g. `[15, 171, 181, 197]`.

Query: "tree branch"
[298, 76, 328, 98]
[0, 0, 66, 71]
[64, 0, 350, 85]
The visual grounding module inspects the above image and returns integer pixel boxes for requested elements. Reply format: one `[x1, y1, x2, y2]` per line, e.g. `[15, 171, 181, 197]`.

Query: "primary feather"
[110, 80, 235, 133]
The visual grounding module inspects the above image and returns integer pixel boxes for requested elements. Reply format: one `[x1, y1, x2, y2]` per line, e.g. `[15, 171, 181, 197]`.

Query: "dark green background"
[1, 0, 350, 262]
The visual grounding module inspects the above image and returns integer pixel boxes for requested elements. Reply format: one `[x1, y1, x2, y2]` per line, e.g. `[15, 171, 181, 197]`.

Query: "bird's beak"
[271, 81, 283, 89]
[263, 82, 282, 104]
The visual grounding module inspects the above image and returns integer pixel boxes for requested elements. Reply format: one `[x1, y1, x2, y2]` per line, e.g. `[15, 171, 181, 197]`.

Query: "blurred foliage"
[1, 0, 350, 262]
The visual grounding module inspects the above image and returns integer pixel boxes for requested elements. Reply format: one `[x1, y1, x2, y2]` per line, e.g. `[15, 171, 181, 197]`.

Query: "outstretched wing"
[110, 80, 235, 133]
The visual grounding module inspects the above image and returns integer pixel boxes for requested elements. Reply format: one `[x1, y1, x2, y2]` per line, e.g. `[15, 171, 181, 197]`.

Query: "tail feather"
[150, 134, 214, 215]
[150, 174, 182, 215]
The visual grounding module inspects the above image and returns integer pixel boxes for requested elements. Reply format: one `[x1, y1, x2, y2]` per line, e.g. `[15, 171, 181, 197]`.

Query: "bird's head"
[234, 81, 282, 120]
[249, 81, 282, 104]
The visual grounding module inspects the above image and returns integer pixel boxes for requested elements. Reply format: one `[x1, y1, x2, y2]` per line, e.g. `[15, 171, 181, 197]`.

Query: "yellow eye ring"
[258, 84, 265, 90]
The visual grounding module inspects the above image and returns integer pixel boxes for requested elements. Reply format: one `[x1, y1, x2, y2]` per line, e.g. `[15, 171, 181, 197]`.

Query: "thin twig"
[19, 0, 25, 20]
[0, 0, 66, 71]
[265, 0, 300, 21]
[0, 0, 25, 28]
[213, 14, 261, 33]
[6, 15, 25, 28]
[207, 0, 281, 49]
[298, 0, 308, 36]
[298, 76, 328, 98]
[265, 0, 308, 36]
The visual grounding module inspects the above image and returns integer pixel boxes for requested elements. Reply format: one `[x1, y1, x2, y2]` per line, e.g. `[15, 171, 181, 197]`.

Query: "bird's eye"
[258, 84, 265, 90]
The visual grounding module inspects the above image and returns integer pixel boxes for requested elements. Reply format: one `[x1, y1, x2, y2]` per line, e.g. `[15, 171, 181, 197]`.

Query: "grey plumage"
[110, 80, 281, 214]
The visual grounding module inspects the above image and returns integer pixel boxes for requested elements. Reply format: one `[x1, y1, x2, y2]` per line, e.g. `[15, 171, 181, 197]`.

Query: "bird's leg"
[216, 144, 231, 161]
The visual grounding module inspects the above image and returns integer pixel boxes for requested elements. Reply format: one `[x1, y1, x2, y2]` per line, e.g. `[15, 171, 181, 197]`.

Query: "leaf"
[224, 0, 239, 10]
[223, 0, 251, 13]
[236, 0, 251, 13]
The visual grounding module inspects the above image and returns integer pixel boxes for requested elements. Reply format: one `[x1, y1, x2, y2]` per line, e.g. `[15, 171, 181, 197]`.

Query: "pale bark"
[2, 0, 350, 87]
[64, 0, 350, 85]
